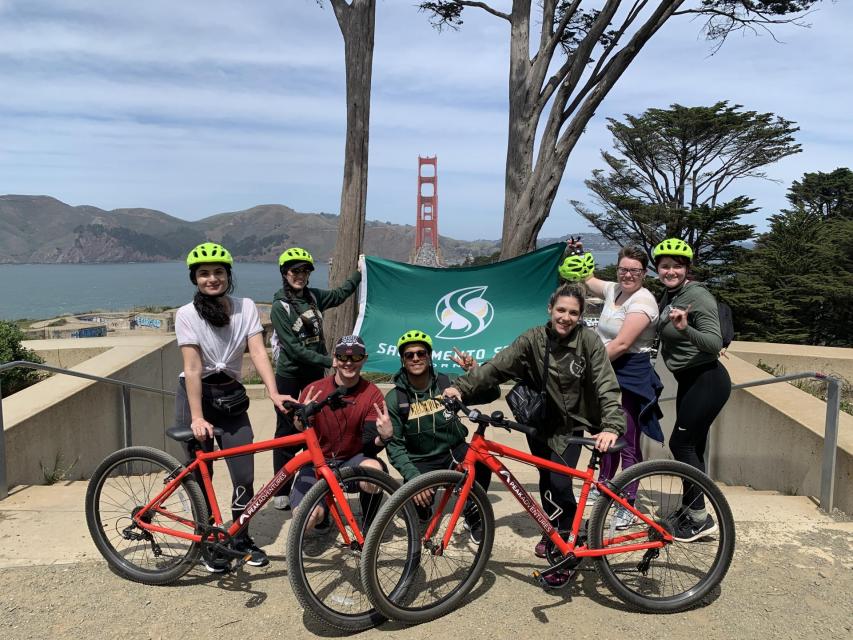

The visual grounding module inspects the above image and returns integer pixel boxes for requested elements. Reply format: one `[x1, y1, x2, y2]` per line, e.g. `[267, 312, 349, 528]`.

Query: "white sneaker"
[273, 495, 290, 511]
[612, 505, 639, 530]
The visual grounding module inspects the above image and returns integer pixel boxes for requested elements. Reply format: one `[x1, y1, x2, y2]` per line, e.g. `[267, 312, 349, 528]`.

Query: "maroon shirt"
[299, 375, 383, 460]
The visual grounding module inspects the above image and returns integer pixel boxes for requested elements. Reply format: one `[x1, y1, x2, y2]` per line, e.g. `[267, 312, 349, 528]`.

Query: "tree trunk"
[325, 0, 376, 349]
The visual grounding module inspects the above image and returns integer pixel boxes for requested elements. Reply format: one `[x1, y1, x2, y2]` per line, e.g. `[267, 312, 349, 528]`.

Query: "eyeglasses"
[617, 267, 645, 277]
[335, 353, 365, 363]
[403, 349, 429, 361]
[288, 267, 311, 276]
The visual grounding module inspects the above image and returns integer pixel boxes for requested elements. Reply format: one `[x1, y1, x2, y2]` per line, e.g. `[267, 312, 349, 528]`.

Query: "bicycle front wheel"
[360, 469, 495, 625]
[85, 446, 208, 585]
[588, 459, 736, 612]
[286, 465, 419, 632]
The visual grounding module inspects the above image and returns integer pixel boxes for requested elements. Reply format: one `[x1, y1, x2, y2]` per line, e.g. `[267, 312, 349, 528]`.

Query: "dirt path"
[2, 521, 850, 640]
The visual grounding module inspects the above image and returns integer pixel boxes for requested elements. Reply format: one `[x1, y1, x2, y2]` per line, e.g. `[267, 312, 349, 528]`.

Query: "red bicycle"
[359, 399, 736, 623]
[85, 388, 419, 631]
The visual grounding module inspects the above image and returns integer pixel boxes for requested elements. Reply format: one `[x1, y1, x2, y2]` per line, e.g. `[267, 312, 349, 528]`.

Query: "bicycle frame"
[428, 430, 672, 558]
[132, 427, 366, 547]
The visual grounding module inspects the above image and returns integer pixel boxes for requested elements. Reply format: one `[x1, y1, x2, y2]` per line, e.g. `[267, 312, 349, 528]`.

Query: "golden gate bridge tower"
[410, 155, 444, 266]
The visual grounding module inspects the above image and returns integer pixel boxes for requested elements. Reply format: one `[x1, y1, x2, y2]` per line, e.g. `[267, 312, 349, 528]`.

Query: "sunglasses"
[288, 267, 312, 276]
[335, 353, 366, 363]
[403, 349, 429, 361]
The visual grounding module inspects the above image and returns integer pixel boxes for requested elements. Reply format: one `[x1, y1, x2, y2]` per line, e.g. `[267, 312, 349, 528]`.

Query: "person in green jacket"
[376, 330, 499, 543]
[443, 283, 625, 586]
[654, 237, 730, 542]
[269, 247, 362, 510]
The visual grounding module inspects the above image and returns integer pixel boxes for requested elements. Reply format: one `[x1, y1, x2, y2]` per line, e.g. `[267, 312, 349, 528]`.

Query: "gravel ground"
[2, 522, 851, 640]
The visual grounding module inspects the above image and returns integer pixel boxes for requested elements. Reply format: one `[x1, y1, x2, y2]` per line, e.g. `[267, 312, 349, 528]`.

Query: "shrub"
[0, 320, 45, 396]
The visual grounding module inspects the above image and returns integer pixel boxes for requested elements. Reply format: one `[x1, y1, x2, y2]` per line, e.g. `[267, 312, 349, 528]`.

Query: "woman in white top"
[575, 244, 664, 527]
[175, 242, 292, 571]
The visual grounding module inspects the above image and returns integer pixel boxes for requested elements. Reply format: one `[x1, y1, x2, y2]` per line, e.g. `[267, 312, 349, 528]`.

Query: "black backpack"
[396, 373, 453, 423]
[717, 301, 735, 349]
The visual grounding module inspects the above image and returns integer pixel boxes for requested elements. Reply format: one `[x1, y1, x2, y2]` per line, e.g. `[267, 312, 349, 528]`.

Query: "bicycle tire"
[360, 469, 495, 625]
[588, 459, 736, 612]
[85, 446, 208, 585]
[286, 465, 418, 631]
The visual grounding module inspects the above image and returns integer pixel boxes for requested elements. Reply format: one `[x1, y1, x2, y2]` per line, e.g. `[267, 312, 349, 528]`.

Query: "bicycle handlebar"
[443, 397, 540, 439]
[284, 387, 351, 422]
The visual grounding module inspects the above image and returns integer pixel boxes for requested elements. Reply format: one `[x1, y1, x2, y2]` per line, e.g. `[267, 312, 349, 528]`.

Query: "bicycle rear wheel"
[286, 466, 419, 632]
[360, 469, 494, 625]
[588, 459, 736, 612]
[85, 446, 208, 585]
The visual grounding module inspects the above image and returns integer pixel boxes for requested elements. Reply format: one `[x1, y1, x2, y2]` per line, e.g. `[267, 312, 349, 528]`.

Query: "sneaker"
[272, 495, 291, 511]
[669, 514, 718, 542]
[202, 556, 231, 574]
[612, 505, 639, 530]
[539, 557, 582, 589]
[234, 537, 269, 567]
[463, 518, 483, 544]
[534, 534, 549, 559]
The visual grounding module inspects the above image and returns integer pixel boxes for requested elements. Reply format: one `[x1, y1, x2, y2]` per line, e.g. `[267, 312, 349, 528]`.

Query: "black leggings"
[527, 433, 582, 531]
[174, 378, 255, 529]
[671, 360, 731, 509]
[273, 374, 321, 497]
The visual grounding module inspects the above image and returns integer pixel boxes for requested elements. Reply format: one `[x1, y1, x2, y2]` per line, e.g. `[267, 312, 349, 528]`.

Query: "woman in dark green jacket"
[269, 247, 361, 509]
[444, 283, 625, 585]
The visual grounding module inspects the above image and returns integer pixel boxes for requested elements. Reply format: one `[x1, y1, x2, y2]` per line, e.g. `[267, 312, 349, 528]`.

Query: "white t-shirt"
[595, 282, 658, 354]
[175, 296, 263, 381]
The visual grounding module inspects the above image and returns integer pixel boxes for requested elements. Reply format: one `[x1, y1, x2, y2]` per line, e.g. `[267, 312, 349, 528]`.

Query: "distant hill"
[0, 195, 617, 264]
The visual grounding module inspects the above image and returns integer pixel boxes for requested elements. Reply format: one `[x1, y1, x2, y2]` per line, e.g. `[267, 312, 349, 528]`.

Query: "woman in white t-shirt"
[175, 242, 292, 572]
[574, 244, 664, 528]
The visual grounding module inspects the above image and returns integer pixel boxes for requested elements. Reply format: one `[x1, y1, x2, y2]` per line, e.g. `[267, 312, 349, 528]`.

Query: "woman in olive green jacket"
[445, 283, 625, 583]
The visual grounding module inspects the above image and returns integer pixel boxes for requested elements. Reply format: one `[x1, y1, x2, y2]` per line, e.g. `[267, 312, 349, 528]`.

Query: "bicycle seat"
[166, 425, 224, 442]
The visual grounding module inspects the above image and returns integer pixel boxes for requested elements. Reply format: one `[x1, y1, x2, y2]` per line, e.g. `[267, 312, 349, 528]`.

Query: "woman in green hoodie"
[653, 238, 730, 542]
[269, 247, 361, 509]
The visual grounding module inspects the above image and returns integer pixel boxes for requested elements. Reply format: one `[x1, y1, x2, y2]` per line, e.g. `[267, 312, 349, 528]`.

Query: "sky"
[0, 0, 849, 241]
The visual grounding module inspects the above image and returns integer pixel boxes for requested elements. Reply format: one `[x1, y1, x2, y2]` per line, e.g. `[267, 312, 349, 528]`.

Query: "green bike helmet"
[186, 242, 233, 268]
[652, 238, 693, 262]
[278, 247, 315, 272]
[558, 252, 595, 282]
[397, 329, 433, 354]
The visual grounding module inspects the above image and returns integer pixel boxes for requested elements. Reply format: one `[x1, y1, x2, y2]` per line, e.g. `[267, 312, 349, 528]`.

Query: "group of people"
[173, 236, 731, 583]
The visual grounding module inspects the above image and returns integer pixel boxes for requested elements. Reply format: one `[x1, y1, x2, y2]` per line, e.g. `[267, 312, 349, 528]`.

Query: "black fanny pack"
[202, 376, 250, 417]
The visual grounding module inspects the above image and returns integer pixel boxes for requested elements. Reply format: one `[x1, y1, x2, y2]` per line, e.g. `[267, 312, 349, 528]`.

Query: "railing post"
[121, 385, 132, 448]
[819, 377, 841, 513]
[0, 383, 8, 500]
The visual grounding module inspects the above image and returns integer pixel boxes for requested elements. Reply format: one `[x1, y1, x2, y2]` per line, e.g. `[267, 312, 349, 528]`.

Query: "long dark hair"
[190, 264, 235, 327]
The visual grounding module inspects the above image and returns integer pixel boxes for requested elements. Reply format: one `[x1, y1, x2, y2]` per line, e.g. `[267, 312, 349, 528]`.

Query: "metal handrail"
[658, 370, 843, 513]
[0, 360, 176, 500]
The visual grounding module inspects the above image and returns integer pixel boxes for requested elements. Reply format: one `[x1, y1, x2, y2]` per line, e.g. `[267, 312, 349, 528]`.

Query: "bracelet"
[379, 434, 393, 444]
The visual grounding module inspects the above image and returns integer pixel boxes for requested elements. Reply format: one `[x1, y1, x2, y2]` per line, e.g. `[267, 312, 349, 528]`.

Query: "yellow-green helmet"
[652, 238, 693, 262]
[278, 247, 315, 272]
[397, 329, 433, 354]
[558, 252, 595, 282]
[186, 242, 233, 268]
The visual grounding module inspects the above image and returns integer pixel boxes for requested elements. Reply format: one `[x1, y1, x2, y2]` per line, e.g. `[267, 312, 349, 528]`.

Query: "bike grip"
[506, 419, 540, 439]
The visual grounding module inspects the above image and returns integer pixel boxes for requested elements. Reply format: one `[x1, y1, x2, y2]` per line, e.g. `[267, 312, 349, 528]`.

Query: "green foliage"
[573, 102, 800, 280]
[722, 168, 853, 346]
[754, 360, 851, 416]
[40, 451, 81, 485]
[0, 320, 45, 396]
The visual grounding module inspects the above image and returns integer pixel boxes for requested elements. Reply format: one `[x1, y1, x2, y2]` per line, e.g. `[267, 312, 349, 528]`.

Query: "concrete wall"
[728, 341, 852, 384]
[3, 336, 183, 486]
[648, 352, 852, 513]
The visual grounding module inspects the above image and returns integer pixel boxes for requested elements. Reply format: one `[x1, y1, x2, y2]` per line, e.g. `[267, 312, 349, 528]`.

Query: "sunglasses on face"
[335, 353, 365, 363]
[403, 350, 429, 361]
[288, 267, 311, 276]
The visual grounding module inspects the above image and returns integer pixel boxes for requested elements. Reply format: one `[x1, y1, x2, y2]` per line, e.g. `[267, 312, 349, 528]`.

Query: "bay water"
[0, 251, 618, 320]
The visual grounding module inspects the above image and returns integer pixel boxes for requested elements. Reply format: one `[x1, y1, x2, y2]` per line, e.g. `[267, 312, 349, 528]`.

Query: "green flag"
[354, 243, 564, 373]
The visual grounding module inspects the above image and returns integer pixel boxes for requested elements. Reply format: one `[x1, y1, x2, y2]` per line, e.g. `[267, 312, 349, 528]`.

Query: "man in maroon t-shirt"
[291, 335, 392, 530]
